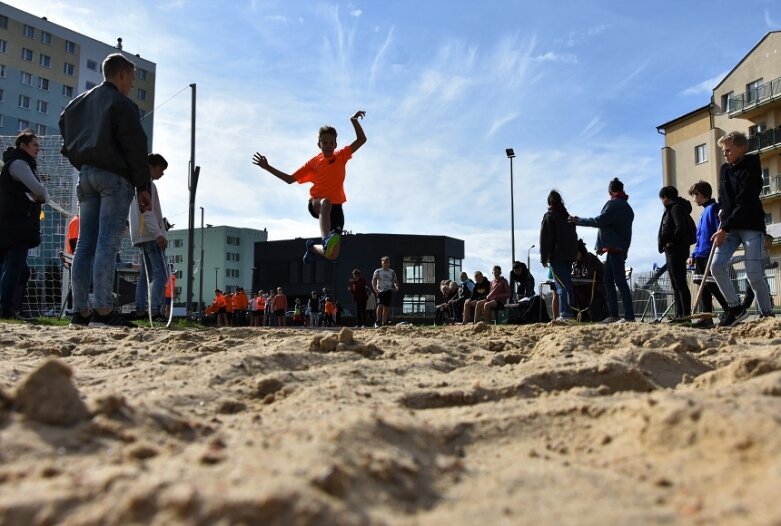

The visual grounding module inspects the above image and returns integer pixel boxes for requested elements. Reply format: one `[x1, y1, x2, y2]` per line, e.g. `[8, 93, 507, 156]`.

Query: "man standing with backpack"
[657, 186, 696, 321]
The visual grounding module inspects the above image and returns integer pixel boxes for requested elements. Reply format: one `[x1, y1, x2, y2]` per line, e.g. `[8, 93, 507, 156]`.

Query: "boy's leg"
[711, 233, 742, 307]
[741, 229, 773, 314]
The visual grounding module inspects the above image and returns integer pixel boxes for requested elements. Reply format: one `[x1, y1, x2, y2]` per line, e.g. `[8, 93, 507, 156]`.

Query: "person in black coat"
[0, 130, 47, 319]
[657, 186, 694, 319]
[540, 190, 578, 321]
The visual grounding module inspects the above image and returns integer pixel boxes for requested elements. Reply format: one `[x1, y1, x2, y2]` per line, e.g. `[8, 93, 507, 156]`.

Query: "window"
[40, 31, 52, 45]
[0, 115, 3, 127]
[173, 239, 183, 248]
[63, 62, 75, 76]
[402, 255, 436, 284]
[0, 88, 4, 102]
[0, 64, 6, 77]
[21, 48, 33, 62]
[38, 77, 49, 91]
[85, 81, 96, 90]
[36, 100, 48, 113]
[137, 88, 146, 101]
[138, 68, 147, 80]
[39, 54, 51, 68]
[65, 40, 76, 54]
[746, 78, 763, 104]
[17, 119, 30, 131]
[694, 143, 707, 165]
[402, 294, 435, 316]
[21, 71, 32, 85]
[721, 91, 734, 113]
[174, 255, 183, 263]
[23, 25, 35, 39]
[765, 213, 772, 225]
[0, 15, 8, 29]
[0, 39, 6, 53]
[86, 59, 97, 71]
[749, 122, 767, 136]
[35, 123, 46, 135]
[762, 168, 770, 196]
[18, 95, 30, 109]
[62, 85, 73, 98]
[448, 257, 462, 282]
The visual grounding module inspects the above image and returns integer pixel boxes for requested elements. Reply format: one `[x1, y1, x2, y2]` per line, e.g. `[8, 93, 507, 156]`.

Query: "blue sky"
[11, 0, 781, 280]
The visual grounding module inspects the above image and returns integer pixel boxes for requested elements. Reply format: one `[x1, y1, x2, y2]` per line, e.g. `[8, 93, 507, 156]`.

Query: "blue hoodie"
[692, 198, 720, 259]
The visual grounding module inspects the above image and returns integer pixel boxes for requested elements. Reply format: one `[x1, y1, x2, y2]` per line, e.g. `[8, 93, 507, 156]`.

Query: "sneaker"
[374, 321, 381, 328]
[615, 318, 635, 324]
[69, 311, 91, 328]
[303, 239, 316, 264]
[759, 312, 776, 319]
[600, 316, 621, 324]
[323, 231, 341, 259]
[151, 313, 168, 323]
[691, 317, 715, 329]
[89, 310, 137, 328]
[551, 316, 572, 326]
[718, 306, 749, 328]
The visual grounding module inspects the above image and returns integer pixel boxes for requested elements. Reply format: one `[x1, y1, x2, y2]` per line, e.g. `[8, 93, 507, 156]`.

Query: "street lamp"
[506, 148, 516, 267]
[527, 244, 535, 270]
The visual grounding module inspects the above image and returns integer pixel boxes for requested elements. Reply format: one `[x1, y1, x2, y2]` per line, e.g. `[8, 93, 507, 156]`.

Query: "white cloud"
[579, 116, 606, 139]
[350, 9, 362, 17]
[535, 51, 578, 64]
[765, 9, 779, 28]
[682, 70, 729, 96]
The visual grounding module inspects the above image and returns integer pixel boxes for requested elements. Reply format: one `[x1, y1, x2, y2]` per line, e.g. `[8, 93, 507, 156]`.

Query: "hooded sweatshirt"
[657, 196, 693, 253]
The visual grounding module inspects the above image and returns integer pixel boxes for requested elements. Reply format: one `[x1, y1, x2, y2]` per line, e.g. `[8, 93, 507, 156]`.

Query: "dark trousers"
[694, 256, 728, 313]
[665, 248, 691, 317]
[355, 299, 367, 326]
[604, 252, 635, 320]
[0, 245, 28, 316]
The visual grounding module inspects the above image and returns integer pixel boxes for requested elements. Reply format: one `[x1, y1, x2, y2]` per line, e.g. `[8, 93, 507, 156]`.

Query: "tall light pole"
[198, 207, 204, 315]
[527, 244, 535, 270]
[506, 148, 516, 267]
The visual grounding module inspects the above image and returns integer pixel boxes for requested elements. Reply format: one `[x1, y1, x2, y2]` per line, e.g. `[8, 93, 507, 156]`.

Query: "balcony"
[761, 175, 781, 200]
[728, 76, 781, 117]
[747, 127, 781, 154]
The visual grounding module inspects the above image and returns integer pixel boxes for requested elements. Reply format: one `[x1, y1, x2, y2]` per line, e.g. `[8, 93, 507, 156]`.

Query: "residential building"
[0, 3, 156, 144]
[253, 233, 465, 319]
[657, 31, 781, 301]
[167, 226, 269, 309]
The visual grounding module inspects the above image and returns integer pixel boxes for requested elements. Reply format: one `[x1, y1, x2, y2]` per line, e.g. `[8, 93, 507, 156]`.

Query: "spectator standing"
[0, 130, 47, 320]
[272, 287, 288, 327]
[540, 190, 578, 322]
[657, 186, 695, 321]
[570, 178, 635, 323]
[710, 131, 774, 326]
[372, 256, 399, 327]
[60, 53, 151, 328]
[307, 290, 320, 327]
[349, 269, 369, 327]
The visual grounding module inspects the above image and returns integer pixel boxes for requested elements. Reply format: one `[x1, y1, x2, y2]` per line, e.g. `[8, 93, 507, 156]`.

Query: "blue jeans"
[711, 229, 773, 314]
[72, 165, 135, 312]
[549, 259, 575, 318]
[604, 252, 635, 320]
[135, 241, 167, 315]
[0, 245, 28, 315]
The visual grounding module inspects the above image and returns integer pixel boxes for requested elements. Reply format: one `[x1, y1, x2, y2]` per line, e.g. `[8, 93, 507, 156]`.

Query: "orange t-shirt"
[324, 301, 336, 316]
[165, 275, 176, 298]
[293, 146, 352, 204]
[65, 215, 80, 255]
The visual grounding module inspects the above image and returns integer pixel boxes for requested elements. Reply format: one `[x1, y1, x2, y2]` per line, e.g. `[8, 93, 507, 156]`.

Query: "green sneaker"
[323, 231, 341, 259]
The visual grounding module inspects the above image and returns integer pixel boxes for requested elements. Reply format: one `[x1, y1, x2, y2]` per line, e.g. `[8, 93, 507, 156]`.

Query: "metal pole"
[215, 267, 218, 290]
[510, 156, 516, 265]
[527, 244, 535, 270]
[186, 83, 197, 319]
[199, 206, 204, 316]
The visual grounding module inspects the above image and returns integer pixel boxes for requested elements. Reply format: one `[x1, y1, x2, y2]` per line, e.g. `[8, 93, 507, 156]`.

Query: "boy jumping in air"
[252, 111, 367, 262]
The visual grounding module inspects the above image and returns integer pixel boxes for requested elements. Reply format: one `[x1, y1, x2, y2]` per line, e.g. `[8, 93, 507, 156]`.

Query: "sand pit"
[0, 320, 780, 525]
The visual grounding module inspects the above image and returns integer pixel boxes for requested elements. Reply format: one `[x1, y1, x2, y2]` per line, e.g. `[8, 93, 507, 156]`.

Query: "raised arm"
[252, 153, 295, 184]
[349, 110, 367, 154]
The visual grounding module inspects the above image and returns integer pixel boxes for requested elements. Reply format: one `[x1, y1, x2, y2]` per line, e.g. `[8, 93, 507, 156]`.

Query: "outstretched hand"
[568, 215, 578, 224]
[252, 152, 270, 170]
[351, 110, 366, 121]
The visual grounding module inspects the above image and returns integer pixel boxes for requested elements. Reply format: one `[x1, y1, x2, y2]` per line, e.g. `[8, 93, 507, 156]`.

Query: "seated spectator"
[475, 266, 511, 323]
[451, 272, 474, 323]
[435, 280, 458, 325]
[463, 271, 490, 323]
[509, 262, 535, 302]
[571, 239, 607, 322]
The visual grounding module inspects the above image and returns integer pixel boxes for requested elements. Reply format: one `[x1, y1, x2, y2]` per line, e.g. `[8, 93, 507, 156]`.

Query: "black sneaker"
[718, 306, 748, 328]
[151, 313, 168, 323]
[69, 311, 91, 327]
[89, 310, 137, 328]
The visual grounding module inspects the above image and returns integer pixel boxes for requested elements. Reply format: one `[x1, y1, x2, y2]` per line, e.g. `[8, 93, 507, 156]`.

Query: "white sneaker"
[551, 316, 572, 325]
[601, 316, 620, 324]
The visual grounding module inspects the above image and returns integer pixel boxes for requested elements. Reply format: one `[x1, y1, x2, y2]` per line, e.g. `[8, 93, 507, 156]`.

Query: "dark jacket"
[540, 206, 578, 264]
[470, 276, 490, 301]
[59, 81, 150, 190]
[0, 147, 42, 249]
[509, 269, 535, 299]
[657, 196, 693, 253]
[576, 194, 634, 256]
[718, 153, 766, 233]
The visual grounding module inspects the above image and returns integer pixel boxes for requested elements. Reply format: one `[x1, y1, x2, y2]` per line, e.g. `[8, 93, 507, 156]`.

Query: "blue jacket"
[692, 199, 720, 259]
[576, 195, 634, 256]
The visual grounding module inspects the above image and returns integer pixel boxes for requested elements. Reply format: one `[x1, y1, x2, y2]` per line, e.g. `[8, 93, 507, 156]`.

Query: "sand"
[0, 319, 780, 525]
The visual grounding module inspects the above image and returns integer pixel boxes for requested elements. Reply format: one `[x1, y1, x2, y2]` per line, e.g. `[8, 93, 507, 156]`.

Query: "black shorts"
[308, 200, 344, 231]
[378, 290, 393, 306]
[273, 309, 285, 317]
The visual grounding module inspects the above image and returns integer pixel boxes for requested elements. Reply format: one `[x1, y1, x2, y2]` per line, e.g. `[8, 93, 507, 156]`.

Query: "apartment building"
[657, 31, 781, 257]
[0, 2, 155, 144]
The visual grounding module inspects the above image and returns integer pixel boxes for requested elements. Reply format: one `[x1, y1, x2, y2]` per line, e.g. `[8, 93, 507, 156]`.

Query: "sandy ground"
[0, 319, 780, 526]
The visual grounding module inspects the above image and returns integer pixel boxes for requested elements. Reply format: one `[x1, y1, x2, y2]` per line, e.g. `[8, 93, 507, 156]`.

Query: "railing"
[747, 127, 781, 153]
[728, 76, 781, 115]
